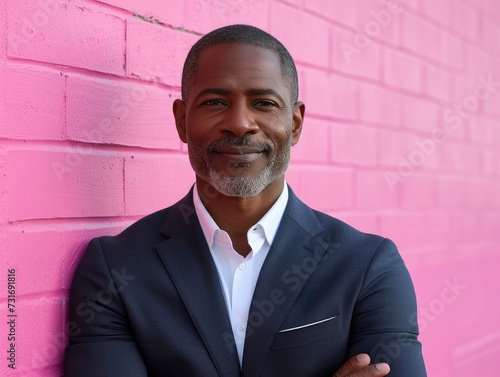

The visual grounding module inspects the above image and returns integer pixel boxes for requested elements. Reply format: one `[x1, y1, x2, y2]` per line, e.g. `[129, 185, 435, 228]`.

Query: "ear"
[291, 101, 305, 146]
[173, 99, 187, 143]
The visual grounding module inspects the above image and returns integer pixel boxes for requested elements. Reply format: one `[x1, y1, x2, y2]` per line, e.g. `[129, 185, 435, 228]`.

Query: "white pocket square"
[279, 316, 338, 333]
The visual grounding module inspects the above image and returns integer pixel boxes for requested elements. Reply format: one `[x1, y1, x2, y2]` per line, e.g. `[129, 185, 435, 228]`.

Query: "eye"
[254, 100, 278, 108]
[202, 99, 227, 106]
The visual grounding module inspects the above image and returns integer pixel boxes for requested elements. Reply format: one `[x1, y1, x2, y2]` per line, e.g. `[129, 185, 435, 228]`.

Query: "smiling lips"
[214, 146, 265, 162]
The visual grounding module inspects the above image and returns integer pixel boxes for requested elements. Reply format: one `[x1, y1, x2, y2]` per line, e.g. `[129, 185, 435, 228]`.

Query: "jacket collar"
[156, 187, 241, 377]
[241, 187, 329, 376]
[156, 186, 329, 377]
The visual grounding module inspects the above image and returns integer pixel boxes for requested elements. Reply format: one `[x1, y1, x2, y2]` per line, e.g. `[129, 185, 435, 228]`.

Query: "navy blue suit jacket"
[64, 187, 426, 376]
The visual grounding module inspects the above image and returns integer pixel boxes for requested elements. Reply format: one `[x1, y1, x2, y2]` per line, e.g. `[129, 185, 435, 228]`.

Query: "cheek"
[185, 127, 208, 146]
[274, 128, 292, 145]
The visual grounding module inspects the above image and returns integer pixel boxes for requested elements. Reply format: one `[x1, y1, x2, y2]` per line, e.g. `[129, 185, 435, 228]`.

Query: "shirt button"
[239, 263, 246, 270]
[238, 323, 246, 331]
[252, 227, 258, 232]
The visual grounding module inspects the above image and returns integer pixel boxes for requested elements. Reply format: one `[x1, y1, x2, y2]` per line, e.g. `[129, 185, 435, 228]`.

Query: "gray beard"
[206, 165, 283, 197]
[188, 138, 291, 197]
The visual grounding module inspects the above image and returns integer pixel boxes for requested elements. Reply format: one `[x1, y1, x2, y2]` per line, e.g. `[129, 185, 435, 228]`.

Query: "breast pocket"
[271, 315, 344, 350]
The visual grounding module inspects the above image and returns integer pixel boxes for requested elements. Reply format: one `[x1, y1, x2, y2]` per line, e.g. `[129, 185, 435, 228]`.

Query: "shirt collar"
[193, 183, 289, 248]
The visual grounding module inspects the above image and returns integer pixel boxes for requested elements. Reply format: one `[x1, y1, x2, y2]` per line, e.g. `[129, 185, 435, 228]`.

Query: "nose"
[221, 101, 259, 137]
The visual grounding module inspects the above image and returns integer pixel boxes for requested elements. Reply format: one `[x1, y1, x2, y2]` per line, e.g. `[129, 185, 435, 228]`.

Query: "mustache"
[207, 137, 272, 153]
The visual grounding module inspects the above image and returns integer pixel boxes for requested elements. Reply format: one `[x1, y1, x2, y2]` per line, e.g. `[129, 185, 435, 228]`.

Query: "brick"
[437, 176, 468, 209]
[401, 12, 442, 61]
[4, 63, 64, 140]
[399, 173, 436, 209]
[304, 0, 357, 26]
[331, 25, 381, 80]
[481, 18, 500, 58]
[466, 46, 492, 79]
[297, 67, 307, 100]
[403, 97, 440, 132]
[6, 150, 123, 221]
[278, 0, 302, 6]
[354, 0, 402, 45]
[379, 131, 442, 170]
[466, 179, 496, 209]
[481, 212, 500, 241]
[483, 149, 500, 176]
[379, 212, 431, 250]
[0, 0, 6, 59]
[330, 123, 378, 167]
[424, 64, 455, 101]
[379, 130, 436, 168]
[423, 211, 450, 246]
[483, 80, 500, 118]
[270, 2, 330, 68]
[453, 76, 478, 109]
[358, 83, 402, 127]
[66, 75, 181, 150]
[304, 69, 358, 120]
[381, 211, 451, 251]
[421, 0, 453, 27]
[0, 227, 125, 295]
[458, 146, 482, 174]
[384, 48, 423, 93]
[401, 0, 420, 11]
[4, 231, 64, 295]
[125, 154, 194, 215]
[333, 211, 379, 234]
[441, 143, 480, 173]
[126, 19, 198, 87]
[7, 0, 125, 75]
[442, 107, 467, 142]
[4, 225, 126, 295]
[291, 118, 329, 163]
[452, 2, 478, 41]
[0, 150, 6, 224]
[285, 165, 354, 212]
[355, 169, 399, 209]
[8, 298, 65, 372]
[440, 31, 464, 71]
[0, 64, 5, 140]
[182, 0, 269, 34]
[468, 116, 492, 145]
[96, 0, 184, 27]
[488, 119, 500, 146]
[429, 135, 453, 163]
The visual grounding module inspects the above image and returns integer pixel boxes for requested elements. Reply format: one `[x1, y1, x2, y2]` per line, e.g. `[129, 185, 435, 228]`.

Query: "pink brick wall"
[1, 0, 499, 375]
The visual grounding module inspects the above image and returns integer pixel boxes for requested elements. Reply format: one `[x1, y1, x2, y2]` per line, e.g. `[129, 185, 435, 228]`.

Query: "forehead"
[192, 43, 288, 96]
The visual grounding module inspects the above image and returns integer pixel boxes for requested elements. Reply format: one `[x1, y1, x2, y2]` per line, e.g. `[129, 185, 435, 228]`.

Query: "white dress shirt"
[192, 183, 289, 366]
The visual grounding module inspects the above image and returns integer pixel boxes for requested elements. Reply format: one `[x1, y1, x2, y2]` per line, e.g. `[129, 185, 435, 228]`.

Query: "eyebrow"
[193, 88, 286, 105]
[193, 88, 230, 103]
[246, 89, 286, 104]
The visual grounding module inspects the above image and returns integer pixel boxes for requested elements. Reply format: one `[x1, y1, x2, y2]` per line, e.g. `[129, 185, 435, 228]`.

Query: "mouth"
[213, 145, 265, 163]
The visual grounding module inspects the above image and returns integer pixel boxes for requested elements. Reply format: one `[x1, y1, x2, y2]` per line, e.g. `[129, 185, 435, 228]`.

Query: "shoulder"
[286, 187, 390, 255]
[93, 190, 195, 257]
[285, 191, 404, 283]
[312, 209, 390, 250]
[98, 207, 169, 250]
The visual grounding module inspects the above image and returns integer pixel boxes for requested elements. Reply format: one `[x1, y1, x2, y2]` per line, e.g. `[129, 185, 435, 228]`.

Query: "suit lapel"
[241, 190, 329, 377]
[155, 191, 241, 377]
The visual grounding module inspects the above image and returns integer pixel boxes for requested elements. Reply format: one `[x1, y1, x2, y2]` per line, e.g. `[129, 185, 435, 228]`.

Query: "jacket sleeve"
[64, 238, 148, 377]
[346, 238, 427, 376]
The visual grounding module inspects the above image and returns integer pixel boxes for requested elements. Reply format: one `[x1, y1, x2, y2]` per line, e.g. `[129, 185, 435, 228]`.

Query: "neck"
[196, 178, 285, 256]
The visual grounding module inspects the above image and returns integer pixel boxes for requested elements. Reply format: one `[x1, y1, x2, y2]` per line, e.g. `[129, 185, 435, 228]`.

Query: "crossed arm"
[333, 354, 390, 377]
[64, 235, 425, 376]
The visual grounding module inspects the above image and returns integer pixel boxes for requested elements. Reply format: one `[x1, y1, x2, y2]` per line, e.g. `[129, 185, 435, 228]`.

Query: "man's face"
[174, 43, 304, 197]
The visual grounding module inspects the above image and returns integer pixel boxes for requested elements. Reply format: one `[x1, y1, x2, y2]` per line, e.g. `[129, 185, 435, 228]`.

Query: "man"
[64, 25, 426, 376]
